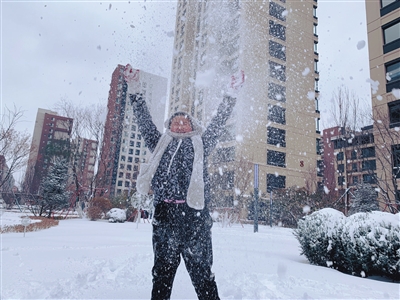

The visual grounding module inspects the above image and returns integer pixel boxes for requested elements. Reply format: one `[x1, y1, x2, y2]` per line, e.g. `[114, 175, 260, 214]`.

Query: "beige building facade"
[365, 0, 400, 212]
[169, 0, 322, 207]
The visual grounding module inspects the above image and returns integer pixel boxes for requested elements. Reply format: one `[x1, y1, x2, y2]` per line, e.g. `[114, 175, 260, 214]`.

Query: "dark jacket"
[131, 94, 236, 209]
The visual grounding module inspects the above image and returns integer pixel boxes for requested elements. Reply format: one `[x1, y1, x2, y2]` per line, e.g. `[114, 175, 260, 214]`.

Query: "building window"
[117, 180, 123, 187]
[267, 127, 286, 147]
[269, 61, 286, 82]
[267, 173, 286, 192]
[392, 144, 400, 178]
[269, 40, 286, 61]
[129, 149, 134, 155]
[268, 104, 286, 125]
[386, 60, 400, 94]
[316, 138, 321, 155]
[135, 150, 140, 155]
[267, 150, 286, 168]
[352, 176, 359, 185]
[314, 41, 318, 53]
[218, 171, 234, 190]
[269, 1, 286, 22]
[361, 147, 375, 158]
[337, 151, 344, 161]
[213, 146, 235, 163]
[362, 160, 377, 171]
[268, 82, 286, 102]
[352, 163, 358, 172]
[382, 0, 397, 8]
[313, 5, 317, 18]
[120, 164, 125, 169]
[351, 150, 357, 159]
[313, 23, 318, 36]
[135, 157, 140, 163]
[128, 156, 133, 163]
[314, 60, 319, 73]
[363, 174, 376, 184]
[383, 21, 400, 45]
[269, 20, 286, 41]
[338, 164, 344, 173]
[388, 99, 400, 126]
[125, 181, 130, 188]
[338, 176, 345, 186]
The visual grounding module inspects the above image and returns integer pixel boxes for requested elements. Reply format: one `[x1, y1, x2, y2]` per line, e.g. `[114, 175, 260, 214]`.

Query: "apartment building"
[97, 65, 168, 197]
[169, 0, 322, 208]
[365, 0, 400, 212]
[322, 126, 377, 213]
[24, 108, 73, 194]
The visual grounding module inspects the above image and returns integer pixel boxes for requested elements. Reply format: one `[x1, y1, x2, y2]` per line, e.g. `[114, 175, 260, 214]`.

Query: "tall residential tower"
[169, 0, 322, 208]
[365, 0, 400, 212]
[97, 65, 168, 198]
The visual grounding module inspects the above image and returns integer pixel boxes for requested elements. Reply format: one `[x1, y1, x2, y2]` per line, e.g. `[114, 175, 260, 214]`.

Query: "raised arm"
[124, 64, 161, 153]
[202, 96, 237, 156]
[130, 94, 161, 153]
[202, 70, 245, 156]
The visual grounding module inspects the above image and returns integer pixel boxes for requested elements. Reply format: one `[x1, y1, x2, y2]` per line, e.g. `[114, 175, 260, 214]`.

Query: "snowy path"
[1, 217, 399, 299]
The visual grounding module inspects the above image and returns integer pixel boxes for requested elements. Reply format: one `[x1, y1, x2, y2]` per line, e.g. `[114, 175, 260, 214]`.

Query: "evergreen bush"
[294, 208, 345, 269]
[295, 209, 400, 281]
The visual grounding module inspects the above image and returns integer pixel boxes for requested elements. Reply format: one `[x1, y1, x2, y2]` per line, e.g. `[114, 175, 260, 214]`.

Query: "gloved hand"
[123, 64, 141, 95]
[226, 70, 245, 97]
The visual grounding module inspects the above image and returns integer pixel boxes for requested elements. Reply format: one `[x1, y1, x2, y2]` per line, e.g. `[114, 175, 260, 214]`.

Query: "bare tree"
[54, 98, 105, 209]
[329, 85, 371, 131]
[0, 105, 31, 191]
[371, 106, 400, 213]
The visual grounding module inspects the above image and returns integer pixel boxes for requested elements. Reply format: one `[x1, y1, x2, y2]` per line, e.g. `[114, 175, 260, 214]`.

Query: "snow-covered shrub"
[106, 208, 126, 223]
[294, 208, 345, 268]
[341, 212, 400, 280]
[295, 209, 400, 281]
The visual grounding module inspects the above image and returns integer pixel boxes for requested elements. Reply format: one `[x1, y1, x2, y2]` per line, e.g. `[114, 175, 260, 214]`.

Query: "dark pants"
[151, 201, 220, 300]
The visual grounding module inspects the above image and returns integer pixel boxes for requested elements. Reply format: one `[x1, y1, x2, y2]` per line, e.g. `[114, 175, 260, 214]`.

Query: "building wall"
[169, 0, 321, 207]
[365, 0, 400, 211]
[322, 126, 377, 213]
[24, 109, 73, 194]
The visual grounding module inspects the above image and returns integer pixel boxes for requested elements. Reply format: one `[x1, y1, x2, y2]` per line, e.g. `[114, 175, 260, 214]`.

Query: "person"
[124, 64, 245, 300]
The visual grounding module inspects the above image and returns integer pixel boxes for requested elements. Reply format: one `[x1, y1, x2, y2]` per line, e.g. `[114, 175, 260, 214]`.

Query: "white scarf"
[136, 129, 205, 210]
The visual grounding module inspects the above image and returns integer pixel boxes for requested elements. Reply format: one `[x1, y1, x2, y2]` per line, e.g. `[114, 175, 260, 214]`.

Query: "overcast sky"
[2, 0, 371, 136]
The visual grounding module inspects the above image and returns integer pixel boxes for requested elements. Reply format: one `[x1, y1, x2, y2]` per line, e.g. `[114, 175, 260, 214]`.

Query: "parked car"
[106, 208, 127, 223]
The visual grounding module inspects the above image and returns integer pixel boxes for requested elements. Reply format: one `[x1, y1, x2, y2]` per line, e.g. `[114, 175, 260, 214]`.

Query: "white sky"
[2, 0, 371, 134]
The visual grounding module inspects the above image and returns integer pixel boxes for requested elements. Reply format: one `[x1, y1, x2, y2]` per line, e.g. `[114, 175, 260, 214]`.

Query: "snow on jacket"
[131, 94, 236, 209]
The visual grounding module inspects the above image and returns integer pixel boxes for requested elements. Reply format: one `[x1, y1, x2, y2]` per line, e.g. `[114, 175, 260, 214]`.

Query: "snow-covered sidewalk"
[1, 213, 399, 299]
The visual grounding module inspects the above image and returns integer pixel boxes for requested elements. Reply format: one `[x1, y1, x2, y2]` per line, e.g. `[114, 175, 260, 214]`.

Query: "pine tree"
[40, 157, 70, 218]
[348, 183, 379, 215]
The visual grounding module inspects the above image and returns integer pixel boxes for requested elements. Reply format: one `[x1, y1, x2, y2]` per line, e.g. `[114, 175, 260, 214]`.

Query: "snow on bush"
[294, 208, 345, 268]
[295, 209, 400, 281]
[106, 208, 127, 223]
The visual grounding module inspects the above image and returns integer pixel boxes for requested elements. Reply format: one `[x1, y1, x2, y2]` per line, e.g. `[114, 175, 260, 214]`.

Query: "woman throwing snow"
[124, 64, 245, 300]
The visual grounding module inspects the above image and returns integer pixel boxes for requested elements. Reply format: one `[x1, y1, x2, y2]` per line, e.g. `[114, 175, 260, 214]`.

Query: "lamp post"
[254, 164, 259, 233]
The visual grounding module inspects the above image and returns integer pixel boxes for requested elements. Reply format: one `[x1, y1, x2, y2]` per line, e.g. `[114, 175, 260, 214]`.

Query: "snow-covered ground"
[1, 211, 399, 299]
